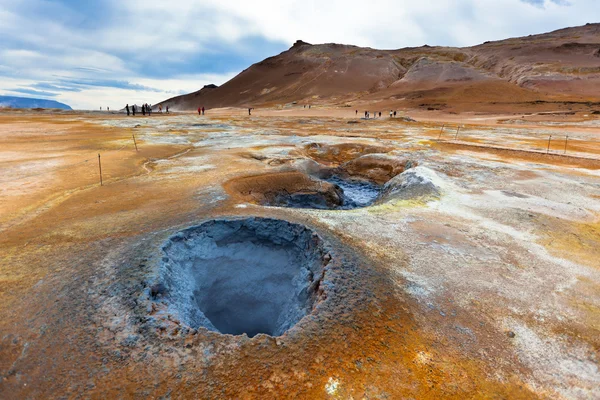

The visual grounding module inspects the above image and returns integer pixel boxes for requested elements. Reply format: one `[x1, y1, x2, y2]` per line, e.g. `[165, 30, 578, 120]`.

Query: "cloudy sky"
[0, 0, 597, 109]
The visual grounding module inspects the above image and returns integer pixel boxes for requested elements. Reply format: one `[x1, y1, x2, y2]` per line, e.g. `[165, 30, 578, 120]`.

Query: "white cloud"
[42, 72, 235, 110]
[0, 0, 598, 109]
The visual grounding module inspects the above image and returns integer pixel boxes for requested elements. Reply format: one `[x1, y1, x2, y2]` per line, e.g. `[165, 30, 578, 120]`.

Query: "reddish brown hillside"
[157, 23, 600, 113]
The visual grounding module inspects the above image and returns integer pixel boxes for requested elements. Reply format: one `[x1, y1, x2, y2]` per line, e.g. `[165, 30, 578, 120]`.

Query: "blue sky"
[0, 0, 597, 109]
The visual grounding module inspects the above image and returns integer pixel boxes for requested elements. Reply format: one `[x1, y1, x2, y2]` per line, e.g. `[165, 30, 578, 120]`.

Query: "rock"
[292, 158, 330, 179]
[293, 40, 312, 48]
[508, 331, 516, 338]
[376, 166, 441, 203]
[150, 283, 167, 299]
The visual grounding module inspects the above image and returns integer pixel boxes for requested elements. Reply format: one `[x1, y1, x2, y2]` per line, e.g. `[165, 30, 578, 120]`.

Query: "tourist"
[166, 106, 169, 113]
[379, 112, 381, 118]
[132, 105, 136, 116]
[355, 110, 358, 116]
[198, 107, 201, 115]
[393, 111, 397, 117]
[202, 106, 205, 115]
[248, 107, 252, 116]
[142, 104, 146, 116]
[126, 104, 130, 116]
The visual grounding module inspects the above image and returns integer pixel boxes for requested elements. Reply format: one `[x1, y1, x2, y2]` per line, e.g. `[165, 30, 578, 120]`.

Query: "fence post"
[438, 124, 445, 140]
[547, 135, 552, 154]
[564, 136, 568, 155]
[98, 154, 103, 186]
[133, 133, 138, 152]
[454, 126, 460, 140]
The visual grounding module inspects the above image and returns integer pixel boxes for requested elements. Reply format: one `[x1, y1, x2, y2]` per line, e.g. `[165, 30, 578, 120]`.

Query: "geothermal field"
[0, 107, 599, 398]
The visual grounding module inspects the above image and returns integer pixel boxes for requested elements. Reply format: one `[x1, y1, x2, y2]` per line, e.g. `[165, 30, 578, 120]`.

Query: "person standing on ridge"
[379, 112, 381, 118]
[142, 104, 146, 116]
[202, 106, 205, 115]
[355, 110, 358, 116]
[198, 107, 201, 115]
[166, 106, 169, 113]
[126, 104, 130, 116]
[132, 105, 136, 116]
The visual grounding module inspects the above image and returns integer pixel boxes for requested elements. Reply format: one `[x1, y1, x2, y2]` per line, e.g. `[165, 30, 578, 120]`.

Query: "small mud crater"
[155, 218, 330, 337]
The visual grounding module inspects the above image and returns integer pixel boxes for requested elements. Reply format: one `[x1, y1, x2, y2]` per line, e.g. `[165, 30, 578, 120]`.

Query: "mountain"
[157, 23, 600, 113]
[0, 96, 72, 110]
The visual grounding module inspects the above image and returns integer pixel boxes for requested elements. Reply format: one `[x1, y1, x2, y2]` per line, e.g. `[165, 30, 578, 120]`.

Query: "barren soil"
[0, 108, 599, 399]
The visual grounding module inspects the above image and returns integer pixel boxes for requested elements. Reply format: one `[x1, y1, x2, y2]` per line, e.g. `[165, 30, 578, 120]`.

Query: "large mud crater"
[224, 171, 385, 210]
[156, 218, 330, 337]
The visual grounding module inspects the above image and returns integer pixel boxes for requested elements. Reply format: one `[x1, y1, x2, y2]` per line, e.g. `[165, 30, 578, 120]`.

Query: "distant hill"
[156, 23, 600, 113]
[0, 96, 72, 110]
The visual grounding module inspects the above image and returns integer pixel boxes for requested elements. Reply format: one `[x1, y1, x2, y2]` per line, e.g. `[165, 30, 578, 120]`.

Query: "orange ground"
[0, 108, 599, 399]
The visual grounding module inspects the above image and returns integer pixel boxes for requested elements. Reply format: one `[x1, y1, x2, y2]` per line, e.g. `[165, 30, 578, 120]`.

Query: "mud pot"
[153, 218, 330, 337]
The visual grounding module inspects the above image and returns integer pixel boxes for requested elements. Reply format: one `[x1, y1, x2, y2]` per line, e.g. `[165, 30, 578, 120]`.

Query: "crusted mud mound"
[338, 154, 417, 185]
[223, 171, 345, 209]
[377, 166, 441, 203]
[156, 218, 330, 337]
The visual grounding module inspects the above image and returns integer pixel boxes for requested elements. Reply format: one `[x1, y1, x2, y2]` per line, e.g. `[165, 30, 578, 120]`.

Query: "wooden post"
[133, 133, 138, 152]
[547, 135, 552, 154]
[454, 126, 460, 140]
[438, 124, 445, 140]
[98, 154, 103, 186]
[564, 136, 568, 155]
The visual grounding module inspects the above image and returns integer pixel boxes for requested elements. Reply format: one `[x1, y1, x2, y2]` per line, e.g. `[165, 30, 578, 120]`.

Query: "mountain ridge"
[157, 23, 600, 113]
[0, 95, 72, 110]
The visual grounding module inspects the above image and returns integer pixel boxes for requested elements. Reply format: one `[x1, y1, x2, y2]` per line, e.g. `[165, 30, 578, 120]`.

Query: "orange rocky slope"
[157, 23, 600, 113]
